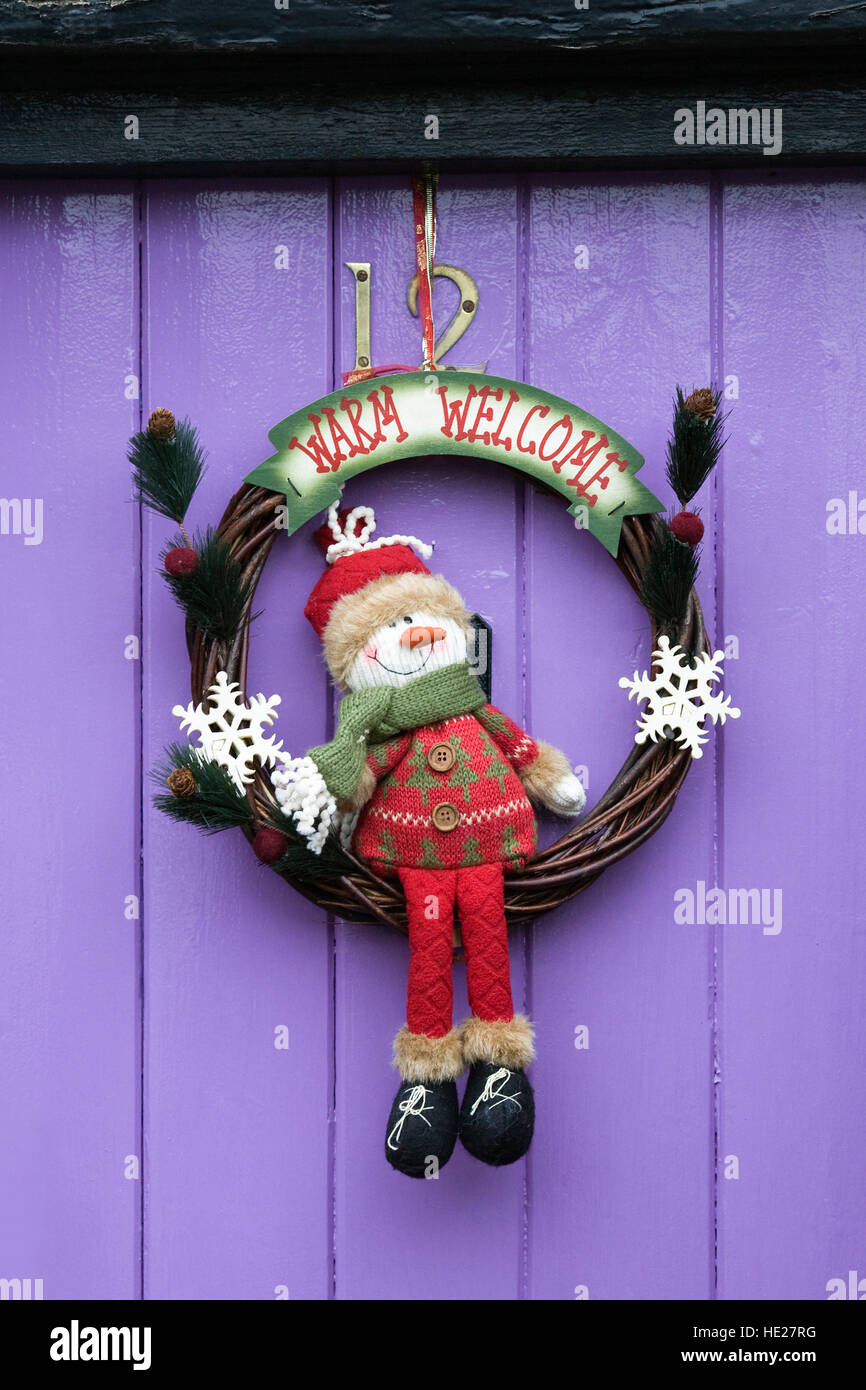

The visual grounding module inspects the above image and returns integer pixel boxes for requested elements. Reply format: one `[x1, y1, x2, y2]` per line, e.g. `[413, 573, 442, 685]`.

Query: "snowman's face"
[346, 610, 468, 691]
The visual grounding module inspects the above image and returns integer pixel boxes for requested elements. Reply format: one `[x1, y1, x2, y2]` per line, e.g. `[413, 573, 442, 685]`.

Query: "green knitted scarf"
[309, 662, 487, 802]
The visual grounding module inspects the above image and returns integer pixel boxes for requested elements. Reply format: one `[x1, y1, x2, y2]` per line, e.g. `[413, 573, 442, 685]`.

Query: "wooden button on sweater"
[431, 802, 460, 832]
[427, 741, 456, 772]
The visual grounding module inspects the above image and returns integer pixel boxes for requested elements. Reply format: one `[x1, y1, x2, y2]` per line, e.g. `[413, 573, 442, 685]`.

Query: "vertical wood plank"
[524, 177, 716, 1299]
[0, 184, 140, 1298]
[718, 175, 866, 1300]
[142, 180, 333, 1299]
[332, 176, 528, 1299]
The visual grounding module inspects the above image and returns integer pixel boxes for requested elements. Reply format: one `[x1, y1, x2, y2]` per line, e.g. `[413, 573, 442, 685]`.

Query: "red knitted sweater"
[353, 704, 539, 875]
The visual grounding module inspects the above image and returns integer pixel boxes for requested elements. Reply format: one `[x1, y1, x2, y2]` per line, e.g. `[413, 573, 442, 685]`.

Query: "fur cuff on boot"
[393, 1025, 465, 1083]
[461, 1014, 536, 1070]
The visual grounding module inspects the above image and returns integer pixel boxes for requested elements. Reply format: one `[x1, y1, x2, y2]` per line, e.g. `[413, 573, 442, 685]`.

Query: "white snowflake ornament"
[172, 670, 284, 792]
[619, 636, 740, 759]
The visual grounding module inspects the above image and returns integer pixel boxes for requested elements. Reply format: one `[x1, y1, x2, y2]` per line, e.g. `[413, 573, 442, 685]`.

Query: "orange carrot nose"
[400, 625, 447, 650]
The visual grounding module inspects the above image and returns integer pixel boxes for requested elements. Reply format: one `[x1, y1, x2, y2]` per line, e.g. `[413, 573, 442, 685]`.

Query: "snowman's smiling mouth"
[371, 646, 434, 677]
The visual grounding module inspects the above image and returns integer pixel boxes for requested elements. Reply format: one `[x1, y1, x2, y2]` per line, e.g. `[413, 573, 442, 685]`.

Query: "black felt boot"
[385, 1078, 459, 1179]
[459, 1062, 535, 1166]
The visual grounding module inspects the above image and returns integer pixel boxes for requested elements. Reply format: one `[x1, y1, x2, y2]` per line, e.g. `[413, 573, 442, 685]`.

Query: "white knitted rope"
[324, 501, 434, 564]
[271, 755, 337, 855]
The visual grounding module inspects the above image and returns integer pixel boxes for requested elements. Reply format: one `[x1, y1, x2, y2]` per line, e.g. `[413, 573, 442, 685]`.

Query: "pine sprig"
[161, 526, 254, 645]
[264, 804, 356, 881]
[272, 841, 356, 880]
[130, 416, 206, 524]
[152, 744, 254, 833]
[153, 746, 353, 876]
[666, 387, 726, 506]
[641, 517, 699, 642]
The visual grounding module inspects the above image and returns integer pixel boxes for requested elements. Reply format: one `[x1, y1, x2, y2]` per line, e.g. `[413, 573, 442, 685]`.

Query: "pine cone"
[148, 407, 176, 441]
[684, 388, 716, 421]
[167, 766, 198, 799]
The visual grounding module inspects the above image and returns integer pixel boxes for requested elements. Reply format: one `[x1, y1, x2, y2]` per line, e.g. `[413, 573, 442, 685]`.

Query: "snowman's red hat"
[305, 503, 472, 687]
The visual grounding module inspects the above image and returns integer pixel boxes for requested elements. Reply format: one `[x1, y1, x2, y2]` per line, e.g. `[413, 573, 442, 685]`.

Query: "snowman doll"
[275, 503, 586, 1178]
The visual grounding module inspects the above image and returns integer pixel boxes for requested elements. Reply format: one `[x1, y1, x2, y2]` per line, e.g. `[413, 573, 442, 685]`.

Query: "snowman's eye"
[402, 615, 413, 624]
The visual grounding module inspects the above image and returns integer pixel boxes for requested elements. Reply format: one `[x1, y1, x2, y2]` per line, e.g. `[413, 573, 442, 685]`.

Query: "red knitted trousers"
[398, 864, 514, 1038]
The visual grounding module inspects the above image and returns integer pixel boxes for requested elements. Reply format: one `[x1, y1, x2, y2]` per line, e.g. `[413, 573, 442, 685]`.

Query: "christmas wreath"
[131, 383, 738, 1178]
[133, 384, 735, 936]
[131, 177, 738, 1178]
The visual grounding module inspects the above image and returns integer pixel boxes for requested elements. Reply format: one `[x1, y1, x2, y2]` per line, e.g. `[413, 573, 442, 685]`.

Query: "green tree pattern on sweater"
[377, 825, 397, 861]
[403, 740, 447, 804]
[478, 705, 510, 738]
[419, 837, 444, 868]
[368, 739, 401, 772]
[477, 725, 510, 794]
[447, 734, 481, 805]
[461, 836, 483, 867]
[501, 823, 524, 869]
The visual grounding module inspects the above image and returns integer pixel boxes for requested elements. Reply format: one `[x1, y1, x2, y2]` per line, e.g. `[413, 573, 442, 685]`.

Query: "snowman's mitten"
[519, 741, 586, 817]
[271, 756, 337, 854]
[544, 773, 587, 816]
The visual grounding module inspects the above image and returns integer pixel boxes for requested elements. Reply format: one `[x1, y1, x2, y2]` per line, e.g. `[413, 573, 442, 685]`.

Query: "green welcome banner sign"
[244, 372, 662, 556]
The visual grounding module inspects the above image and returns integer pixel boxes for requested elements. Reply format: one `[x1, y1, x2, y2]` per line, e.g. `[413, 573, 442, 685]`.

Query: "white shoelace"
[387, 1085, 433, 1151]
[324, 502, 434, 564]
[469, 1067, 523, 1116]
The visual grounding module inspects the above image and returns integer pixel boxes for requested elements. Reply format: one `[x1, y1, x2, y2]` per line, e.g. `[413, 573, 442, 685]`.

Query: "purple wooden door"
[1, 174, 863, 1301]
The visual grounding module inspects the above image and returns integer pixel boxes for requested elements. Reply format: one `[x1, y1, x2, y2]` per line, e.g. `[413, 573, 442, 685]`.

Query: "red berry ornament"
[253, 827, 288, 865]
[670, 511, 704, 547]
[164, 546, 199, 577]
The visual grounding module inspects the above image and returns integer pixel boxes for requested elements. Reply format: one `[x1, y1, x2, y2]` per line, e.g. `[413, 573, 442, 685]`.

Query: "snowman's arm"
[479, 705, 585, 817]
[477, 704, 540, 772]
[337, 732, 412, 813]
[520, 743, 586, 816]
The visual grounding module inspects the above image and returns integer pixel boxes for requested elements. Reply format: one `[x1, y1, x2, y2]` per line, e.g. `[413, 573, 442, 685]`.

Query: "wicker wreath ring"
[184, 483, 707, 935]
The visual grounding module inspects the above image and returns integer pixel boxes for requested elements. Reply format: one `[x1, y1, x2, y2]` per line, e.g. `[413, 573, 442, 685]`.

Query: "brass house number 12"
[346, 261, 486, 374]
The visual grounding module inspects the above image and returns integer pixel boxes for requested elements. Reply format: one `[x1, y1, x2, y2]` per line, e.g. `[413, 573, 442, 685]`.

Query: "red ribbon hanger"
[342, 172, 438, 385]
[412, 170, 438, 370]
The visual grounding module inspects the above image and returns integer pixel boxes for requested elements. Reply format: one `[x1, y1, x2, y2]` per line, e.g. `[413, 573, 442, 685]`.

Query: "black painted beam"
[0, 5, 863, 173]
[0, 72, 861, 175]
[0, 0, 864, 56]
